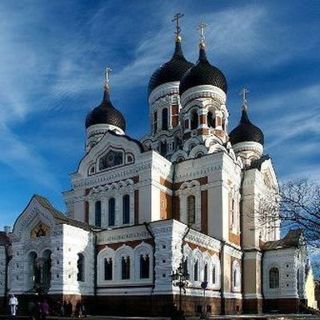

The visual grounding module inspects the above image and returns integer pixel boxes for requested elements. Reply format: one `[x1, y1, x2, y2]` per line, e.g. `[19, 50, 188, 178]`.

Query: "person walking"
[9, 294, 18, 316]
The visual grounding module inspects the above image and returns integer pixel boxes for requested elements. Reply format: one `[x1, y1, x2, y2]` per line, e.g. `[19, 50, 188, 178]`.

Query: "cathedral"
[0, 19, 317, 316]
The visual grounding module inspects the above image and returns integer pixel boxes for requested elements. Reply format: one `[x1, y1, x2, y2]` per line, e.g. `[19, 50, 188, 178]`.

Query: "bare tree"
[257, 178, 320, 248]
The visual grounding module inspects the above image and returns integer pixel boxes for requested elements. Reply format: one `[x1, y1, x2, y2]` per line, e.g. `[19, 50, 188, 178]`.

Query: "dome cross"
[198, 21, 207, 48]
[104, 67, 112, 91]
[172, 13, 184, 41]
[240, 87, 249, 111]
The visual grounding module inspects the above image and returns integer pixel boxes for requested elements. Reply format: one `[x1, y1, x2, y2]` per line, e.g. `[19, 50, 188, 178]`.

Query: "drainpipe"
[144, 222, 155, 316]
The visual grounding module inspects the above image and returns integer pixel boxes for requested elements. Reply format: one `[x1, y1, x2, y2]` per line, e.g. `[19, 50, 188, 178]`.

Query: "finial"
[104, 67, 112, 91]
[240, 87, 249, 111]
[198, 21, 207, 48]
[172, 13, 184, 42]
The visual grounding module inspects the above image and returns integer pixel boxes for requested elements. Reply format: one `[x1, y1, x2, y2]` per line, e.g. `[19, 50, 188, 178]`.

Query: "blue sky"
[0, 0, 319, 230]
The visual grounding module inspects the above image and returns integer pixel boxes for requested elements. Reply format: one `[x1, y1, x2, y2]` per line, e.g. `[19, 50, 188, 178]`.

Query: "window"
[99, 150, 123, 170]
[194, 260, 199, 281]
[104, 258, 113, 280]
[269, 267, 279, 289]
[153, 111, 158, 134]
[77, 254, 85, 282]
[212, 265, 216, 284]
[162, 108, 168, 130]
[123, 195, 130, 224]
[84, 201, 89, 224]
[183, 258, 188, 275]
[108, 198, 115, 226]
[140, 254, 150, 279]
[204, 264, 208, 282]
[121, 256, 130, 279]
[95, 201, 101, 227]
[187, 195, 196, 225]
[207, 111, 215, 128]
[190, 110, 198, 130]
[160, 141, 167, 156]
[232, 262, 241, 290]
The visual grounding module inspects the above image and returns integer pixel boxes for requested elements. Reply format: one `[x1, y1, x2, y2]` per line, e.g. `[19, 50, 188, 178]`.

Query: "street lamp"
[170, 261, 190, 319]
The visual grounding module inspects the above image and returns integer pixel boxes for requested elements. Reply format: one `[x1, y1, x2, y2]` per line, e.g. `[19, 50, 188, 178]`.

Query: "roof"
[179, 47, 227, 95]
[148, 40, 193, 96]
[262, 229, 304, 251]
[34, 195, 92, 231]
[85, 90, 126, 131]
[229, 108, 264, 146]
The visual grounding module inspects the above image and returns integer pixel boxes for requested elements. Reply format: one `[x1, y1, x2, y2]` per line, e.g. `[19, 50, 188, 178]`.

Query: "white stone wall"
[263, 248, 306, 299]
[0, 246, 6, 297]
[59, 224, 94, 296]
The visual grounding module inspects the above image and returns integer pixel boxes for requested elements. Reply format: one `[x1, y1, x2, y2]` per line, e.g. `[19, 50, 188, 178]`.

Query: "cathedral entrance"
[27, 250, 52, 294]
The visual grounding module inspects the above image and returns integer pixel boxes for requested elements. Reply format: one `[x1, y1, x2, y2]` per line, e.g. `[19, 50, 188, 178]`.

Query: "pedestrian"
[39, 300, 49, 320]
[28, 300, 37, 320]
[9, 294, 18, 316]
[59, 300, 65, 317]
[66, 301, 73, 317]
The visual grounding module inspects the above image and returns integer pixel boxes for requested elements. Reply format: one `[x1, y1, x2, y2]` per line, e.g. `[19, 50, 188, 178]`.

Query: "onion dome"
[179, 46, 227, 95]
[229, 108, 264, 146]
[148, 39, 194, 96]
[85, 69, 126, 131]
[85, 90, 126, 130]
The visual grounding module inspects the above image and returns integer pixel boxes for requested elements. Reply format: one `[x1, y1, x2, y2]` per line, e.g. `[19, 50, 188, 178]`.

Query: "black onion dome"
[229, 108, 264, 145]
[85, 90, 126, 131]
[148, 40, 194, 96]
[179, 47, 227, 95]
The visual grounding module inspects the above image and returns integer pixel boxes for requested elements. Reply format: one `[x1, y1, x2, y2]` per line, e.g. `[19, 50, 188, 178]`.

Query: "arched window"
[108, 198, 115, 226]
[123, 195, 130, 224]
[95, 201, 101, 227]
[121, 256, 130, 280]
[232, 261, 241, 290]
[212, 265, 216, 284]
[187, 195, 196, 225]
[104, 258, 113, 280]
[77, 253, 85, 282]
[140, 254, 150, 279]
[269, 267, 279, 289]
[42, 250, 52, 291]
[204, 264, 208, 282]
[190, 110, 198, 130]
[153, 111, 158, 134]
[84, 201, 89, 224]
[160, 141, 167, 156]
[183, 258, 188, 275]
[194, 260, 199, 281]
[207, 111, 215, 128]
[162, 108, 168, 130]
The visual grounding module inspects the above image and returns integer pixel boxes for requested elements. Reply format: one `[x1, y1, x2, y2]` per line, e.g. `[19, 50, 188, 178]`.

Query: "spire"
[103, 67, 112, 102]
[172, 12, 184, 43]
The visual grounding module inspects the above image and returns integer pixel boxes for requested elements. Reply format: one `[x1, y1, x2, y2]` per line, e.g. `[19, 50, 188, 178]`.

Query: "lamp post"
[170, 261, 190, 319]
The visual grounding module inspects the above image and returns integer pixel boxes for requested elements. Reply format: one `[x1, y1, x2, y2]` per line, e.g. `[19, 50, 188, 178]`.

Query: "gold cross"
[240, 87, 249, 109]
[198, 21, 207, 46]
[172, 13, 184, 39]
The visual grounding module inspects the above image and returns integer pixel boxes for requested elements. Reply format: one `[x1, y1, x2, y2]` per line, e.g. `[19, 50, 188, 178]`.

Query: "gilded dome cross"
[172, 13, 184, 40]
